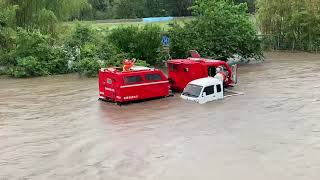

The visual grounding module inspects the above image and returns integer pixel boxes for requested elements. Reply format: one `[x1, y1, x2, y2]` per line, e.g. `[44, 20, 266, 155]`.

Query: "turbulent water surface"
[1, 52, 320, 180]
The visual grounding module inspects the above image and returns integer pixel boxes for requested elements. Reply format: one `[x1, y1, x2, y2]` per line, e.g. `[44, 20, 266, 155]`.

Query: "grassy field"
[61, 17, 193, 30]
[60, 15, 257, 34]
[58, 15, 257, 40]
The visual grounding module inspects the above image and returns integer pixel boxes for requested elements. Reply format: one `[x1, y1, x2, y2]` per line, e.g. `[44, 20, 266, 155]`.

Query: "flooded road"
[1, 52, 320, 180]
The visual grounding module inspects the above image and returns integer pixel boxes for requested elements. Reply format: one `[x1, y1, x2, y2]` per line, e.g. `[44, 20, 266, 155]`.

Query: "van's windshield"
[182, 84, 203, 98]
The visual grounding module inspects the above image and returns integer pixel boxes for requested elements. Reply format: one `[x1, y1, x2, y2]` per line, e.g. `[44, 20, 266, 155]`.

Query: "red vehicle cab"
[99, 66, 170, 103]
[167, 57, 237, 92]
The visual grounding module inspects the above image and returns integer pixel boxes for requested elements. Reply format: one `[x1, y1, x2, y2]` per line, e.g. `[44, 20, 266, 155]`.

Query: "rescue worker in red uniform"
[123, 58, 136, 72]
[214, 66, 227, 87]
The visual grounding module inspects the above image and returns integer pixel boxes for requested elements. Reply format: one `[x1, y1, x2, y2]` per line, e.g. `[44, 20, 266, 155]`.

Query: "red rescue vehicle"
[167, 52, 238, 92]
[99, 66, 170, 103]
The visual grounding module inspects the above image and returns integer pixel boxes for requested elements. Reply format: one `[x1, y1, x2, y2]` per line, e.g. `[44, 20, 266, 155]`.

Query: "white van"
[181, 77, 224, 104]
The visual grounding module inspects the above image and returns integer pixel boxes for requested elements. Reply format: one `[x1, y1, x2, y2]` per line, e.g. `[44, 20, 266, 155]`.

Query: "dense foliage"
[65, 24, 125, 77]
[81, 0, 194, 20]
[3, 0, 89, 27]
[1, 0, 257, 22]
[0, 22, 155, 77]
[257, 0, 320, 51]
[2, 0, 320, 79]
[5, 29, 69, 77]
[82, 0, 256, 20]
[169, 0, 262, 60]
[109, 25, 165, 65]
[234, 0, 256, 13]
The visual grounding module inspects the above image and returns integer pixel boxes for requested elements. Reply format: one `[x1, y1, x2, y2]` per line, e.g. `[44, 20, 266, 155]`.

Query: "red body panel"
[167, 58, 234, 92]
[99, 68, 170, 103]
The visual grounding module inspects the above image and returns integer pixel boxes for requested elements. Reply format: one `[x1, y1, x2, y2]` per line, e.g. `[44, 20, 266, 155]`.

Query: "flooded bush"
[65, 24, 126, 75]
[9, 56, 48, 77]
[46, 46, 70, 74]
[76, 57, 103, 77]
[4, 29, 70, 77]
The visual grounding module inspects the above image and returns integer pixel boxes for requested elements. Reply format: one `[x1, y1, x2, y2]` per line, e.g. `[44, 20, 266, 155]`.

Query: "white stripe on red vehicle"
[105, 87, 115, 92]
[120, 81, 169, 88]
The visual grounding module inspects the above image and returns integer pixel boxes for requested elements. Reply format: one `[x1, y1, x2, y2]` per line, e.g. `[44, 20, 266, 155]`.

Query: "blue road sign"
[162, 36, 170, 46]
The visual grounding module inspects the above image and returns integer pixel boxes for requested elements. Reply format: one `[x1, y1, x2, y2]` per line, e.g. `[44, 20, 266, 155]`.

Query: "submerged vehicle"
[99, 66, 170, 103]
[99, 51, 241, 104]
[181, 77, 224, 104]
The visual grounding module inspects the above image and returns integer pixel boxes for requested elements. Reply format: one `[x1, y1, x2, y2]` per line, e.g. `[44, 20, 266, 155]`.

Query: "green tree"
[233, 0, 255, 13]
[257, 0, 320, 51]
[169, 0, 262, 59]
[3, 0, 90, 28]
[168, 0, 193, 16]
[6, 29, 70, 77]
[81, 0, 195, 19]
[144, 0, 168, 17]
[0, 3, 17, 66]
[111, 0, 144, 18]
[109, 25, 164, 65]
[88, 0, 110, 19]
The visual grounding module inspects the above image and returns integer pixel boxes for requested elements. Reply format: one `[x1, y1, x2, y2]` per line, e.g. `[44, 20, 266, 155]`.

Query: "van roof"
[168, 58, 225, 65]
[100, 66, 159, 75]
[189, 77, 222, 87]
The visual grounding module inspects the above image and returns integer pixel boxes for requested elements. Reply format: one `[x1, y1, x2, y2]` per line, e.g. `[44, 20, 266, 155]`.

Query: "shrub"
[108, 26, 139, 54]
[46, 46, 69, 74]
[100, 41, 123, 66]
[9, 56, 48, 77]
[76, 58, 103, 77]
[0, 27, 16, 67]
[135, 60, 149, 67]
[169, 0, 262, 60]
[80, 42, 101, 59]
[135, 25, 163, 64]
[109, 25, 164, 65]
[66, 23, 97, 48]
[65, 24, 129, 76]
[10, 28, 53, 63]
[4, 29, 70, 77]
[32, 9, 58, 35]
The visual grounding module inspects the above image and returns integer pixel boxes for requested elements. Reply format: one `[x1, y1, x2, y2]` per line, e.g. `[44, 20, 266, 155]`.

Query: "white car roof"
[189, 77, 222, 87]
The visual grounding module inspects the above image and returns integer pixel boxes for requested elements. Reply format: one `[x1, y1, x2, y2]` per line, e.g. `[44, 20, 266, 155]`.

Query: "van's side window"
[203, 85, 215, 95]
[169, 64, 178, 72]
[217, 84, 222, 93]
[124, 75, 143, 84]
[145, 74, 162, 81]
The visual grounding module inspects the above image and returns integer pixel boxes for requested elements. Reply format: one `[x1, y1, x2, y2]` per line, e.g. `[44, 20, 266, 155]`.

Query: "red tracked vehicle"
[167, 51, 238, 92]
[99, 66, 170, 103]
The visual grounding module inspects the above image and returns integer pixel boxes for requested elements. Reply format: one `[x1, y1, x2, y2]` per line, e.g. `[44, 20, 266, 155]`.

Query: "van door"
[104, 78, 116, 100]
[202, 85, 216, 102]
[215, 84, 223, 99]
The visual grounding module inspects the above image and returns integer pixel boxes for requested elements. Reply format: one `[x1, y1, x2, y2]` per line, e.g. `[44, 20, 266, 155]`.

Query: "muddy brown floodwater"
[1, 52, 320, 180]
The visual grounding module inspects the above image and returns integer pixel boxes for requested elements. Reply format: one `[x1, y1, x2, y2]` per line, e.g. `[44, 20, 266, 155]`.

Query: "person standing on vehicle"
[214, 67, 227, 86]
[123, 58, 136, 71]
